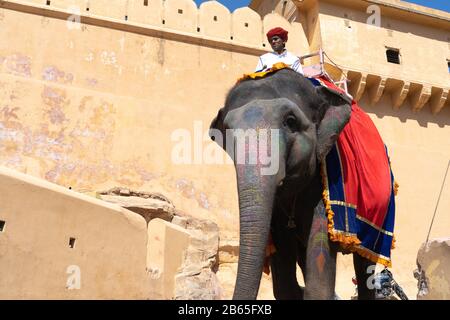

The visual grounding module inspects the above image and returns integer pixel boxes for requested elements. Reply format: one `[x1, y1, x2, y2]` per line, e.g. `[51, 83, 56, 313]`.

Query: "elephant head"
[209, 69, 352, 299]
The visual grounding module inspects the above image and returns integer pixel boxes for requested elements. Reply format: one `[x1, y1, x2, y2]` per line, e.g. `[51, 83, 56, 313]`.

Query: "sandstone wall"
[319, 1, 450, 89]
[0, 0, 310, 241]
[0, 0, 449, 300]
[0, 166, 226, 299]
[0, 166, 151, 299]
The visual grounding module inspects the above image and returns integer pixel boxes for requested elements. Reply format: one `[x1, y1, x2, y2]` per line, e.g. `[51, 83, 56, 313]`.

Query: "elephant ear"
[315, 86, 352, 161]
[209, 106, 226, 144]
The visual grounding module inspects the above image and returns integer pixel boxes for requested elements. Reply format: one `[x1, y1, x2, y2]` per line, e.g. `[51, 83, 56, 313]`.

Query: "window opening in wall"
[386, 48, 400, 64]
[86, 7, 90, 12]
[213, 16, 218, 22]
[46, 0, 51, 5]
[69, 237, 76, 249]
[197, 27, 200, 32]
[178, 9, 183, 14]
[144, 0, 148, 6]
[0, 220, 5, 232]
[244, 22, 249, 27]
[162, 19, 165, 24]
[230, 36, 233, 40]
[125, 15, 128, 21]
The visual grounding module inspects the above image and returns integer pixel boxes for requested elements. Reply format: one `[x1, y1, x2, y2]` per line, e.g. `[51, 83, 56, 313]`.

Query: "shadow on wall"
[22, 0, 308, 56]
[360, 94, 450, 128]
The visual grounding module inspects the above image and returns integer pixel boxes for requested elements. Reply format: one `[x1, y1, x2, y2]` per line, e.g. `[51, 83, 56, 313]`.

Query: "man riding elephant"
[256, 27, 304, 75]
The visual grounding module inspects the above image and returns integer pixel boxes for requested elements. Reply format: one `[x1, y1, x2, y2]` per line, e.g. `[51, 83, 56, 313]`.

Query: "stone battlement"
[8, 0, 308, 56]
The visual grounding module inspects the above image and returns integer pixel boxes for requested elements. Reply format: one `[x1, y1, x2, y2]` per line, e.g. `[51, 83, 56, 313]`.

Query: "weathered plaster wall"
[0, 166, 218, 299]
[0, 0, 308, 240]
[0, 1, 308, 298]
[0, 166, 151, 299]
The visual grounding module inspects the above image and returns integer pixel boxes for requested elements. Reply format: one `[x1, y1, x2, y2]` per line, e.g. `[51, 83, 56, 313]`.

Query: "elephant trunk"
[232, 163, 281, 300]
[223, 101, 286, 299]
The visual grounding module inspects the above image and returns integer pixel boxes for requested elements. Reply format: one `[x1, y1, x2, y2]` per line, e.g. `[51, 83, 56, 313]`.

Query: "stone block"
[415, 238, 450, 300]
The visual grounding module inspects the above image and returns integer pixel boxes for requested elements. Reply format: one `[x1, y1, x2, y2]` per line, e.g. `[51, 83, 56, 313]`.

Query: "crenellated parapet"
[9, 0, 309, 56]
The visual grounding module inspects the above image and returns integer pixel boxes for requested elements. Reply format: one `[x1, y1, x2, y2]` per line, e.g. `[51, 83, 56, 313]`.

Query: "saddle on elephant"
[239, 63, 397, 273]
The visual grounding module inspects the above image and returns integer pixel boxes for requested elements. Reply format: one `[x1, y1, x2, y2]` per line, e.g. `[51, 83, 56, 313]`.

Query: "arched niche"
[198, 1, 231, 41]
[231, 7, 262, 47]
[162, 0, 198, 34]
[128, 0, 164, 27]
[87, 0, 128, 21]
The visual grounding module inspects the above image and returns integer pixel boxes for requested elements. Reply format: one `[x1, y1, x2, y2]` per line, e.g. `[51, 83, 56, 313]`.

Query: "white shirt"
[256, 50, 304, 75]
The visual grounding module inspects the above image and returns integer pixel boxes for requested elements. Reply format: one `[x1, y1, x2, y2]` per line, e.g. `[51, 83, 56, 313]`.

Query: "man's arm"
[255, 56, 266, 72]
[291, 58, 304, 75]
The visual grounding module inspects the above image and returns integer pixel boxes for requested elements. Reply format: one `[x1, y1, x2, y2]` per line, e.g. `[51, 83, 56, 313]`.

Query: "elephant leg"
[304, 201, 337, 300]
[353, 254, 376, 300]
[297, 243, 307, 274]
[270, 216, 303, 299]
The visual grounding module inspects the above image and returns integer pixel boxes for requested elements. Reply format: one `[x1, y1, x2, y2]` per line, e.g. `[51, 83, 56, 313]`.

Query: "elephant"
[209, 68, 382, 300]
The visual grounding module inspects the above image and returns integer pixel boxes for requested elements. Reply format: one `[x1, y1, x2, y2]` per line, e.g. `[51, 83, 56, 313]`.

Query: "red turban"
[266, 27, 288, 41]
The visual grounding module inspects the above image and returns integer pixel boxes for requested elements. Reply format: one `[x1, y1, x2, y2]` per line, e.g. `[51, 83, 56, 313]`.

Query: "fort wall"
[0, 0, 449, 299]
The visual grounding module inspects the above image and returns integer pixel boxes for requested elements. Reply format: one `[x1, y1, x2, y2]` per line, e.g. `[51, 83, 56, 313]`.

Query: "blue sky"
[194, 0, 450, 13]
[403, 0, 450, 13]
[194, 0, 251, 11]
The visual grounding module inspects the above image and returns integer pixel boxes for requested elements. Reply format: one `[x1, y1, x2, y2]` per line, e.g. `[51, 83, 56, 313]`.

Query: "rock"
[97, 188, 175, 223]
[175, 269, 223, 300]
[98, 187, 174, 204]
[119, 188, 130, 196]
[172, 216, 188, 229]
[173, 217, 221, 300]
[218, 239, 239, 264]
[215, 238, 275, 300]
[415, 237, 450, 300]
[98, 188, 223, 299]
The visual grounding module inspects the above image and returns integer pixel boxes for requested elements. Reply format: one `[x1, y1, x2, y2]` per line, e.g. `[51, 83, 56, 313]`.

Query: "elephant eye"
[285, 115, 299, 132]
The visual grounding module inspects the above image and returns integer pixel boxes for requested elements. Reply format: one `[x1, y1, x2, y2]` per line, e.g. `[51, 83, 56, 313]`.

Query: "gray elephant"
[209, 68, 395, 300]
